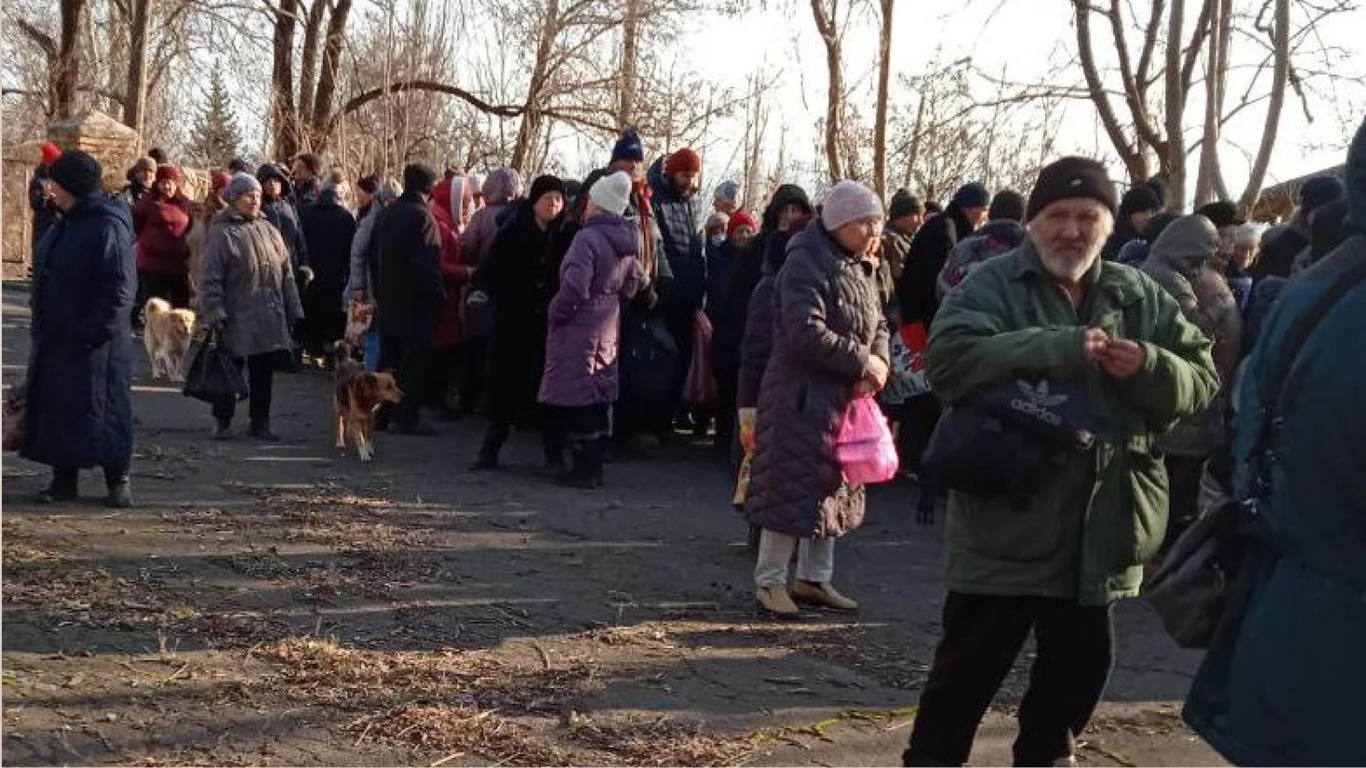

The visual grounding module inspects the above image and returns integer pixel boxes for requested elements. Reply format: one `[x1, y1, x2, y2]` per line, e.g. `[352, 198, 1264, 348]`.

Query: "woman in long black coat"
[469, 175, 568, 469]
[298, 184, 356, 363]
[21, 151, 138, 507]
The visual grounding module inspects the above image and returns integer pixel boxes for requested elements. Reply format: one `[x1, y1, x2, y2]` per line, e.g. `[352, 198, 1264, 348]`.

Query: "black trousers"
[379, 335, 432, 427]
[713, 360, 739, 450]
[458, 338, 488, 414]
[1162, 455, 1205, 551]
[51, 462, 129, 489]
[904, 593, 1115, 767]
[211, 352, 277, 425]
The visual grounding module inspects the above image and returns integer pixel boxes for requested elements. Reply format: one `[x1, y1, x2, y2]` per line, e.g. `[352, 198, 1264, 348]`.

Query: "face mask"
[709, 233, 725, 248]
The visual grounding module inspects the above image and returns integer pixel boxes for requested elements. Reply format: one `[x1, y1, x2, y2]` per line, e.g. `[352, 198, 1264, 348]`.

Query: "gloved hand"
[298, 265, 315, 287]
[737, 407, 757, 454]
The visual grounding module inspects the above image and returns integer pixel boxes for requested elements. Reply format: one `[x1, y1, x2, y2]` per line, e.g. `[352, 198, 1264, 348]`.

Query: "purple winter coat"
[538, 213, 643, 407]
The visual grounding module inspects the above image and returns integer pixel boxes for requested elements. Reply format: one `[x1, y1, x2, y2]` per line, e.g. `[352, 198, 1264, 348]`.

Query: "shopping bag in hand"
[182, 328, 249, 404]
[836, 395, 900, 484]
[684, 310, 715, 405]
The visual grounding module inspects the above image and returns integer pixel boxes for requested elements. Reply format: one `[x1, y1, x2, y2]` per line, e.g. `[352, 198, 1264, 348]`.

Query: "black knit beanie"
[49, 150, 103, 198]
[1026, 157, 1118, 222]
[1119, 185, 1163, 218]
[1196, 200, 1243, 229]
[888, 189, 923, 220]
[988, 190, 1027, 223]
[527, 174, 567, 205]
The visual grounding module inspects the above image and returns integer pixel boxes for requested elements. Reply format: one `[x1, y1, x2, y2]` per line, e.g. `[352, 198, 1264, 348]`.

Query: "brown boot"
[756, 585, 801, 618]
[791, 580, 858, 611]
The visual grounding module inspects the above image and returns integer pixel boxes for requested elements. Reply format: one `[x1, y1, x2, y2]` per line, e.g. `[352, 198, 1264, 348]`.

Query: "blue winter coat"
[648, 159, 706, 309]
[1183, 119, 1366, 766]
[21, 195, 137, 469]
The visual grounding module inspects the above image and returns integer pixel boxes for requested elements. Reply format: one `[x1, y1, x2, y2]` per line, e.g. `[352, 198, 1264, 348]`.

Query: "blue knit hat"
[611, 129, 645, 163]
[952, 182, 991, 209]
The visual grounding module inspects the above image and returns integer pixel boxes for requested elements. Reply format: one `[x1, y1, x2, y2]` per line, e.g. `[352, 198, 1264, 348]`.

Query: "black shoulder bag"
[1145, 250, 1366, 649]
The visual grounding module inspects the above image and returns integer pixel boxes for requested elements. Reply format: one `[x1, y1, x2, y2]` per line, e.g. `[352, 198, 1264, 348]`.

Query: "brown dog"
[333, 352, 402, 462]
[143, 298, 196, 381]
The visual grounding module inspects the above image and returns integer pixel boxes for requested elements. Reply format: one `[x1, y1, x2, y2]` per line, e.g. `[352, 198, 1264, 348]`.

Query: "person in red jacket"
[132, 164, 194, 309]
[429, 175, 475, 420]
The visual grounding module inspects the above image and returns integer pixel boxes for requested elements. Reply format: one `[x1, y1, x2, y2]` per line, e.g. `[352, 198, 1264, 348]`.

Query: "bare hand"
[1083, 327, 1110, 363]
[854, 378, 878, 397]
[1100, 338, 1147, 379]
[863, 356, 890, 389]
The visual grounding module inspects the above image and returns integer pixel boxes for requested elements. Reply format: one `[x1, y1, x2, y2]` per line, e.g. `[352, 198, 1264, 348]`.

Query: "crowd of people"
[18, 111, 1366, 766]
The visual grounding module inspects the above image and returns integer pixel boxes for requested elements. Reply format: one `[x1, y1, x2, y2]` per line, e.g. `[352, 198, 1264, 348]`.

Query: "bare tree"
[809, 0, 845, 182]
[872, 0, 893, 198]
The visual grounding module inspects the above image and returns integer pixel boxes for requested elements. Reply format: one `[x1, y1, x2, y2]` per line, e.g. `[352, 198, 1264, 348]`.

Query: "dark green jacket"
[926, 239, 1219, 605]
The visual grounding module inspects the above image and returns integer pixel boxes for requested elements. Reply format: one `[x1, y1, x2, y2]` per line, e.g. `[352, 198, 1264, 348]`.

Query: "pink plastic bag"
[836, 395, 900, 484]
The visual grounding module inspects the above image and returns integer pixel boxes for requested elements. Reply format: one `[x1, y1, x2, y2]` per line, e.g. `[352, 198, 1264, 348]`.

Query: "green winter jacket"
[925, 239, 1219, 606]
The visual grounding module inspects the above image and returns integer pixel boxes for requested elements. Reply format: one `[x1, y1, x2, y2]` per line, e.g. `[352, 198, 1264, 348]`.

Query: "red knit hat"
[40, 142, 62, 165]
[727, 209, 758, 238]
[664, 148, 702, 175]
[155, 164, 181, 184]
[211, 170, 233, 193]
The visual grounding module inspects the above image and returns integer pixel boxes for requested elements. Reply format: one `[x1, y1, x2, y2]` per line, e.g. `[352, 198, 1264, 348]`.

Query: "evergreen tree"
[187, 67, 243, 166]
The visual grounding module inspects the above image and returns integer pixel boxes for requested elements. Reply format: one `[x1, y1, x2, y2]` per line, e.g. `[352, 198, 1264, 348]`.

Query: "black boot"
[210, 418, 232, 440]
[249, 421, 281, 442]
[469, 423, 510, 471]
[104, 465, 132, 508]
[36, 467, 79, 504]
[558, 437, 604, 489]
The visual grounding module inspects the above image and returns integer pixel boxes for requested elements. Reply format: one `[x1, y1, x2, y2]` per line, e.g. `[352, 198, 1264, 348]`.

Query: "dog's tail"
[145, 297, 171, 316]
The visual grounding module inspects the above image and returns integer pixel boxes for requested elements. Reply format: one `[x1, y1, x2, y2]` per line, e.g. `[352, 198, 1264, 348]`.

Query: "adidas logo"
[1010, 380, 1066, 426]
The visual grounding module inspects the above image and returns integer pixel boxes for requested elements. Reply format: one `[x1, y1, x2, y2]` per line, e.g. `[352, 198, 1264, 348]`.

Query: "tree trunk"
[811, 0, 843, 183]
[511, 0, 560, 173]
[617, 0, 642, 129]
[310, 0, 352, 152]
[903, 91, 925, 189]
[872, 0, 893, 199]
[271, 0, 300, 160]
[54, 0, 86, 119]
[1071, 0, 1149, 183]
[1191, 0, 1223, 203]
[1240, 0, 1289, 212]
[297, 0, 327, 136]
[1163, 0, 1187, 210]
[123, 0, 152, 138]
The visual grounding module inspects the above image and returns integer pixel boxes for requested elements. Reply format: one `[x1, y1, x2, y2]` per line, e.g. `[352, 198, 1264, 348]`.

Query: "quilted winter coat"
[21, 195, 137, 469]
[196, 208, 305, 359]
[539, 212, 643, 407]
[745, 221, 891, 538]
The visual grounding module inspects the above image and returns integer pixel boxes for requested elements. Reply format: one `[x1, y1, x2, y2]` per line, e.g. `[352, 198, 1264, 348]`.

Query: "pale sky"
[656, 0, 1366, 203]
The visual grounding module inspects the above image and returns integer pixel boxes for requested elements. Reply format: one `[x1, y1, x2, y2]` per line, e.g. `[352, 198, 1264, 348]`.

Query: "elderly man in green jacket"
[902, 157, 1219, 768]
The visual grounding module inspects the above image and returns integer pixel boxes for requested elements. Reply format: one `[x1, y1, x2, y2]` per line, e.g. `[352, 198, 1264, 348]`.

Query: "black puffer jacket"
[894, 202, 976, 329]
[745, 220, 890, 538]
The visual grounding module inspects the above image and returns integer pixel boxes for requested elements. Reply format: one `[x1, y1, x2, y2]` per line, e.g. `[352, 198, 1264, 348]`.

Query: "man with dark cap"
[882, 188, 924, 285]
[21, 150, 138, 508]
[901, 156, 1219, 768]
[371, 163, 443, 435]
[1253, 174, 1345, 279]
[116, 156, 158, 210]
[1102, 183, 1164, 260]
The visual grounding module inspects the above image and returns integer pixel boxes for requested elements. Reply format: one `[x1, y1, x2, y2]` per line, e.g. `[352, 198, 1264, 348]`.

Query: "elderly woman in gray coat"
[196, 173, 304, 441]
[746, 181, 891, 618]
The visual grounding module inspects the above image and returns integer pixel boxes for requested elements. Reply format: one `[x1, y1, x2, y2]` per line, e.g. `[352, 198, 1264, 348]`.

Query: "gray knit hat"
[223, 172, 262, 202]
[821, 180, 883, 231]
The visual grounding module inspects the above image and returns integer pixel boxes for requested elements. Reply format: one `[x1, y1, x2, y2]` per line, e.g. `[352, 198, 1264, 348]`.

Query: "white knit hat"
[821, 180, 883, 231]
[589, 171, 632, 216]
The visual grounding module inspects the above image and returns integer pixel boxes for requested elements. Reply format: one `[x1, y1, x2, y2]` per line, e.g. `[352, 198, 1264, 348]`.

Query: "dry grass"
[249, 637, 757, 766]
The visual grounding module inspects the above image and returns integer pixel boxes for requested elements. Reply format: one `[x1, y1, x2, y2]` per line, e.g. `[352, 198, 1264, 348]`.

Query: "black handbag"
[923, 378, 1094, 504]
[181, 328, 249, 404]
[1144, 251, 1366, 649]
[621, 314, 680, 403]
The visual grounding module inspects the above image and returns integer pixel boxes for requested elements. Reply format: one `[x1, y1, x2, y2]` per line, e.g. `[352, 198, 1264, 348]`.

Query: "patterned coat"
[746, 221, 890, 538]
[196, 208, 305, 359]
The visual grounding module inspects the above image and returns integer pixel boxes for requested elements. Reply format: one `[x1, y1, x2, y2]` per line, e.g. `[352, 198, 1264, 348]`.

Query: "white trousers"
[754, 529, 835, 588]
